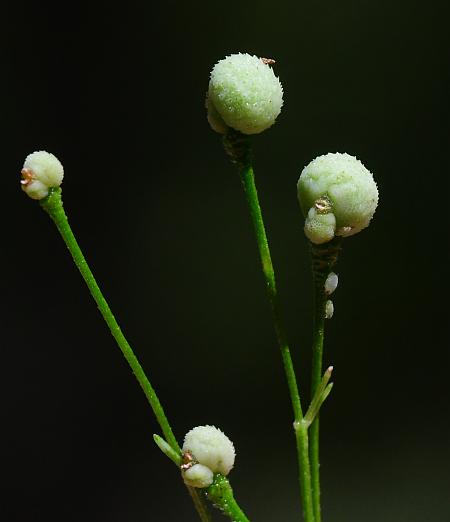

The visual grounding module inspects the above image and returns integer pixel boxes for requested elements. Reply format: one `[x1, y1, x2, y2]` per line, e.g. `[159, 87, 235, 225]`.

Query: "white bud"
[21, 151, 64, 200]
[304, 207, 336, 244]
[183, 425, 235, 476]
[208, 53, 283, 135]
[183, 463, 214, 488]
[324, 272, 338, 295]
[325, 300, 334, 319]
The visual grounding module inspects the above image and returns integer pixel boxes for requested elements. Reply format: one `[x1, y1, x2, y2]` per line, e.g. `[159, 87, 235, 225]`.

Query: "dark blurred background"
[2, 1, 449, 521]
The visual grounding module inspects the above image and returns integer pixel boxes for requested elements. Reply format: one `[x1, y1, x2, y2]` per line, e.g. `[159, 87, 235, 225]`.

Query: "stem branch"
[304, 367, 333, 427]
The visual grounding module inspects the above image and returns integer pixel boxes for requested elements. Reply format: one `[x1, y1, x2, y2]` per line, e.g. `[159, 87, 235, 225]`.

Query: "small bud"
[207, 53, 283, 135]
[304, 207, 336, 244]
[21, 151, 64, 200]
[297, 153, 378, 241]
[183, 463, 214, 488]
[183, 425, 235, 476]
[324, 272, 338, 295]
[325, 300, 334, 319]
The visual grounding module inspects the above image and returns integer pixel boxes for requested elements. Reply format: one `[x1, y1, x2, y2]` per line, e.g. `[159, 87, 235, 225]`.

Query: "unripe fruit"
[183, 425, 235, 477]
[207, 53, 283, 135]
[298, 153, 378, 242]
[21, 151, 64, 200]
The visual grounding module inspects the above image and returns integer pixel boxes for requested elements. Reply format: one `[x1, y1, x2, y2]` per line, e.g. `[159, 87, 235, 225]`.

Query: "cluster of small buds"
[21, 151, 64, 200]
[181, 425, 235, 488]
[324, 272, 338, 318]
[207, 53, 284, 135]
[297, 153, 378, 244]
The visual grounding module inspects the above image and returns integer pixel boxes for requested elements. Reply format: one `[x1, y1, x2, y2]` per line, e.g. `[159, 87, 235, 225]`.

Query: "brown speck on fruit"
[261, 57, 276, 65]
[314, 196, 332, 214]
[20, 167, 34, 186]
[180, 451, 195, 471]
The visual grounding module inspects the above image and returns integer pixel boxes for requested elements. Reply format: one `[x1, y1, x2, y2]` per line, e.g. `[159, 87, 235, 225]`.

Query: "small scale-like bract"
[21, 151, 64, 200]
[183, 463, 214, 488]
[304, 207, 336, 244]
[325, 300, 334, 319]
[298, 153, 378, 241]
[208, 53, 283, 135]
[324, 272, 339, 295]
[183, 425, 235, 476]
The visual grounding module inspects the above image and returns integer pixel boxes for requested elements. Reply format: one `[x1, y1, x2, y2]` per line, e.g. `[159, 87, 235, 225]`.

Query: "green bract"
[207, 53, 283, 135]
[297, 153, 378, 243]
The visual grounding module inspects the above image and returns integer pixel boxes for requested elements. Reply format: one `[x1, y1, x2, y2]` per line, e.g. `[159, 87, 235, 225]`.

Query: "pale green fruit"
[208, 53, 283, 135]
[183, 425, 235, 476]
[298, 153, 378, 240]
[21, 150, 64, 200]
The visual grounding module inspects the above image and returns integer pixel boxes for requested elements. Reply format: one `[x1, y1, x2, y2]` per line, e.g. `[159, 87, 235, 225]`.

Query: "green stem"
[40, 188, 212, 522]
[310, 287, 325, 522]
[41, 188, 179, 450]
[224, 131, 314, 522]
[294, 421, 316, 522]
[309, 240, 341, 522]
[188, 487, 212, 522]
[240, 164, 303, 423]
[207, 475, 251, 522]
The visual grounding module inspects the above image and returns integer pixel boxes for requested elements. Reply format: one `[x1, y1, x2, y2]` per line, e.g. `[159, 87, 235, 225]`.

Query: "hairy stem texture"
[207, 475, 250, 522]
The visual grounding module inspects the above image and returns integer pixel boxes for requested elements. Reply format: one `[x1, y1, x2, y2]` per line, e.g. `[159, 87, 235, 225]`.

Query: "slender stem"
[40, 188, 212, 522]
[224, 131, 314, 522]
[239, 162, 303, 422]
[41, 188, 179, 450]
[188, 487, 212, 522]
[310, 286, 325, 522]
[309, 240, 340, 522]
[294, 421, 316, 522]
[207, 475, 251, 522]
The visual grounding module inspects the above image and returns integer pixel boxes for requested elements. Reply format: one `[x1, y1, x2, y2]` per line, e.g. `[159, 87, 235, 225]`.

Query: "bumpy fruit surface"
[183, 425, 235, 476]
[207, 53, 283, 135]
[298, 153, 378, 243]
[21, 151, 64, 200]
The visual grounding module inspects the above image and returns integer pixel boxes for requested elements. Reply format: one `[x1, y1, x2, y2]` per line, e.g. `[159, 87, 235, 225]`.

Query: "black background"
[2, 1, 449, 521]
